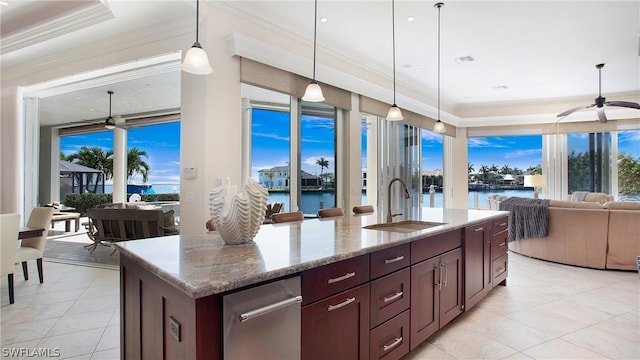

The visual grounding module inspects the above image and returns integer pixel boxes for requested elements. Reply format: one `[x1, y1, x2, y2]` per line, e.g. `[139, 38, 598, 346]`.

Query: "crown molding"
[1, 1, 114, 55]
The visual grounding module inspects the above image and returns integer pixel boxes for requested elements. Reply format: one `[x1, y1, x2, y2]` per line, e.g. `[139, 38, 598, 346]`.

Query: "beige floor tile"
[562, 324, 640, 359]
[536, 298, 620, 325]
[592, 311, 639, 343]
[405, 341, 456, 359]
[3, 300, 74, 326]
[505, 306, 589, 337]
[36, 328, 103, 359]
[89, 347, 120, 360]
[427, 327, 518, 359]
[523, 338, 609, 359]
[46, 309, 115, 337]
[0, 318, 58, 346]
[64, 294, 119, 316]
[95, 324, 119, 352]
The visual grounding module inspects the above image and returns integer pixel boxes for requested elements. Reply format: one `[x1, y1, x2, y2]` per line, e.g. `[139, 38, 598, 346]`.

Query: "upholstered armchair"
[1, 213, 21, 304]
[16, 207, 53, 283]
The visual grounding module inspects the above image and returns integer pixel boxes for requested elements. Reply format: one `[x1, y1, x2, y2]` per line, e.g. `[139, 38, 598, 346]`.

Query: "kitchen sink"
[363, 220, 446, 233]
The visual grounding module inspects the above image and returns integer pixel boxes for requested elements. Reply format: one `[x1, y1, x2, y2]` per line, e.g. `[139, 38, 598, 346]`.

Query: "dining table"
[18, 226, 44, 240]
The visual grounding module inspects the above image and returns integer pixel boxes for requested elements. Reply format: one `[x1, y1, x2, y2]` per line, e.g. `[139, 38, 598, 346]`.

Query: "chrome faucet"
[386, 177, 411, 223]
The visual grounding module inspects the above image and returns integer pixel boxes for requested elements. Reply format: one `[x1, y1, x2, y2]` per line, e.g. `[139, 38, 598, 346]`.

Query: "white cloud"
[253, 132, 290, 141]
[504, 149, 542, 158]
[468, 138, 507, 148]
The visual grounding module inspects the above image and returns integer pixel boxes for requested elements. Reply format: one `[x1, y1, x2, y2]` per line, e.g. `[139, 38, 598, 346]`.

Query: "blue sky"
[60, 122, 180, 184]
[60, 117, 638, 184]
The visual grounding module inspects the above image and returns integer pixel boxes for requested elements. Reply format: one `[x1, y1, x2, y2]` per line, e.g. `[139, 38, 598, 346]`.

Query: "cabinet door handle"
[498, 242, 506, 247]
[239, 295, 303, 322]
[435, 263, 442, 290]
[383, 291, 403, 303]
[442, 263, 448, 287]
[327, 297, 356, 311]
[499, 222, 507, 226]
[474, 227, 484, 232]
[384, 255, 404, 264]
[327, 272, 355, 284]
[382, 337, 403, 352]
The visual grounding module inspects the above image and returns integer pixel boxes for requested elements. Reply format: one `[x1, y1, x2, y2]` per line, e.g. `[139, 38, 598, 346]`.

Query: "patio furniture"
[85, 207, 177, 253]
[51, 212, 81, 232]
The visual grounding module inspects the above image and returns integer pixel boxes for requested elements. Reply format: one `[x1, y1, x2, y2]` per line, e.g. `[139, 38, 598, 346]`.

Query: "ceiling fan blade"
[605, 101, 640, 110]
[556, 104, 593, 117]
[596, 107, 607, 123]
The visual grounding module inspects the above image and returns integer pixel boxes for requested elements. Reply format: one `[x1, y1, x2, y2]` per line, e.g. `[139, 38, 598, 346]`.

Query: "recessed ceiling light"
[406, 16, 415, 22]
[0, 2, 8, 6]
[454, 55, 475, 64]
[320, 17, 328, 23]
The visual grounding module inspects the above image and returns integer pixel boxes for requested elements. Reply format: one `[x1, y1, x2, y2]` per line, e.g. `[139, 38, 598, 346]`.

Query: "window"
[617, 130, 640, 200]
[467, 135, 542, 207]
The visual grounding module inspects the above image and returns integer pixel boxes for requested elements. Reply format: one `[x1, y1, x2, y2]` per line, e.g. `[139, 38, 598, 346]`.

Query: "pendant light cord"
[392, 0, 397, 104]
[312, 0, 318, 80]
[436, 2, 442, 121]
[195, 0, 200, 44]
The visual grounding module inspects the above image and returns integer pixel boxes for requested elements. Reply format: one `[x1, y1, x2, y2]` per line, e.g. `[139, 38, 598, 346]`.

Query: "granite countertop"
[115, 207, 508, 299]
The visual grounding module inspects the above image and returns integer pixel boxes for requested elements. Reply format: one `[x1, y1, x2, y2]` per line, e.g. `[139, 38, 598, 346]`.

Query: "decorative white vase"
[209, 177, 268, 245]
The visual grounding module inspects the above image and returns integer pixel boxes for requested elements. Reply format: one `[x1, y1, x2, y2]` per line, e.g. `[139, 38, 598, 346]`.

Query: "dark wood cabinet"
[410, 247, 463, 349]
[369, 310, 410, 360]
[491, 216, 509, 287]
[302, 283, 370, 360]
[370, 268, 410, 328]
[464, 221, 492, 311]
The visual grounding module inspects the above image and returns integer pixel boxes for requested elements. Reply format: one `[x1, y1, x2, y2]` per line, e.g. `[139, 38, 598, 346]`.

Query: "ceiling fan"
[556, 63, 640, 123]
[102, 90, 128, 129]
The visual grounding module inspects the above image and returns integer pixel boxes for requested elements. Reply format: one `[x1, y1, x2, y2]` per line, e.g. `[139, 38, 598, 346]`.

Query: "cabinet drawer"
[492, 253, 508, 287]
[302, 283, 370, 360]
[411, 229, 462, 264]
[369, 310, 410, 360]
[370, 243, 410, 279]
[370, 268, 410, 328]
[492, 216, 508, 234]
[302, 255, 370, 305]
[491, 230, 508, 259]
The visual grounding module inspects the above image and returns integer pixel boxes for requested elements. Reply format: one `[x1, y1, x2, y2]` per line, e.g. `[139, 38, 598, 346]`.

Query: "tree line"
[61, 146, 151, 182]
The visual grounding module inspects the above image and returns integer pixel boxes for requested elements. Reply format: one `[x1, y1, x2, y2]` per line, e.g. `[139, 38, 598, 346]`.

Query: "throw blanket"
[499, 197, 550, 243]
[571, 191, 588, 202]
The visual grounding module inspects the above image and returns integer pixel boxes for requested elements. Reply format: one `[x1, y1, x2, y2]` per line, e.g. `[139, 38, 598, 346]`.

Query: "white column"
[443, 127, 468, 209]
[112, 115, 127, 203]
[365, 114, 378, 208]
[0, 87, 25, 215]
[289, 98, 300, 212]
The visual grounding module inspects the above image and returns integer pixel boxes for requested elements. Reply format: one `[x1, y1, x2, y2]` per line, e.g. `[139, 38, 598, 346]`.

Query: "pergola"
[59, 160, 105, 199]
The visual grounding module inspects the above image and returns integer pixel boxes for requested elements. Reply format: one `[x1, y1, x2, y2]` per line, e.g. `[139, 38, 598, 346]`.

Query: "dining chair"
[16, 207, 53, 283]
[1, 213, 21, 304]
[318, 207, 345, 218]
[271, 211, 304, 224]
[352, 205, 375, 214]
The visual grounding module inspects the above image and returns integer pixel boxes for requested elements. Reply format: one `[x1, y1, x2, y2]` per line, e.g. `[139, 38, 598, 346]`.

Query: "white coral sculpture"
[209, 177, 268, 244]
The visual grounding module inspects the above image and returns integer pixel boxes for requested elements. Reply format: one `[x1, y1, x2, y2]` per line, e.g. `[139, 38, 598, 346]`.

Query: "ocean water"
[105, 184, 533, 213]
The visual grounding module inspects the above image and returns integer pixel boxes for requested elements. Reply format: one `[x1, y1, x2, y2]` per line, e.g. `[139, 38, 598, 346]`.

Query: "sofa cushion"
[602, 201, 640, 210]
[548, 200, 603, 209]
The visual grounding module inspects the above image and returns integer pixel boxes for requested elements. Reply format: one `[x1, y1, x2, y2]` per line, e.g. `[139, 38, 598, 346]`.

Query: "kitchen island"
[117, 207, 509, 359]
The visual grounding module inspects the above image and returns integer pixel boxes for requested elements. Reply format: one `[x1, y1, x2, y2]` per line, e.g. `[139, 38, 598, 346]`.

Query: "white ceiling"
[1, 0, 639, 127]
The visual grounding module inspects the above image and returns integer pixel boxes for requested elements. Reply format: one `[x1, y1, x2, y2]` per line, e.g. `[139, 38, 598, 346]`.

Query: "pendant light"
[386, 0, 403, 121]
[181, 0, 213, 75]
[302, 0, 325, 102]
[104, 91, 116, 130]
[432, 2, 446, 133]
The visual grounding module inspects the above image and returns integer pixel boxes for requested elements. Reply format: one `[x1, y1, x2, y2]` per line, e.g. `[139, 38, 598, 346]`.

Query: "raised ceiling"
[1, 0, 638, 127]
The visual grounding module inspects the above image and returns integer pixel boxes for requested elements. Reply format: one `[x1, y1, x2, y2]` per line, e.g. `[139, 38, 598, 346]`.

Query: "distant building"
[258, 165, 321, 189]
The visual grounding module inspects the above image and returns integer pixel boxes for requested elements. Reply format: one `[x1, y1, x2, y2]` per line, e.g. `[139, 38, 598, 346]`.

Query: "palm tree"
[66, 146, 114, 180]
[316, 157, 329, 177]
[265, 172, 275, 189]
[126, 148, 150, 183]
[479, 165, 490, 183]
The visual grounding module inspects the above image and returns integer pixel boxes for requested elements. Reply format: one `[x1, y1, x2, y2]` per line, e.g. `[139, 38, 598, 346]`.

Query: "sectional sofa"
[497, 196, 639, 270]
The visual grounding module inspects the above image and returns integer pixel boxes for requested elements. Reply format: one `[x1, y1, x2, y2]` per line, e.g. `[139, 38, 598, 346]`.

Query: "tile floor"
[1, 252, 639, 359]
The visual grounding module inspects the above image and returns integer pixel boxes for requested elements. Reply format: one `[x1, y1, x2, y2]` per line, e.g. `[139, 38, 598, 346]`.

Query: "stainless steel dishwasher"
[223, 276, 302, 359]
